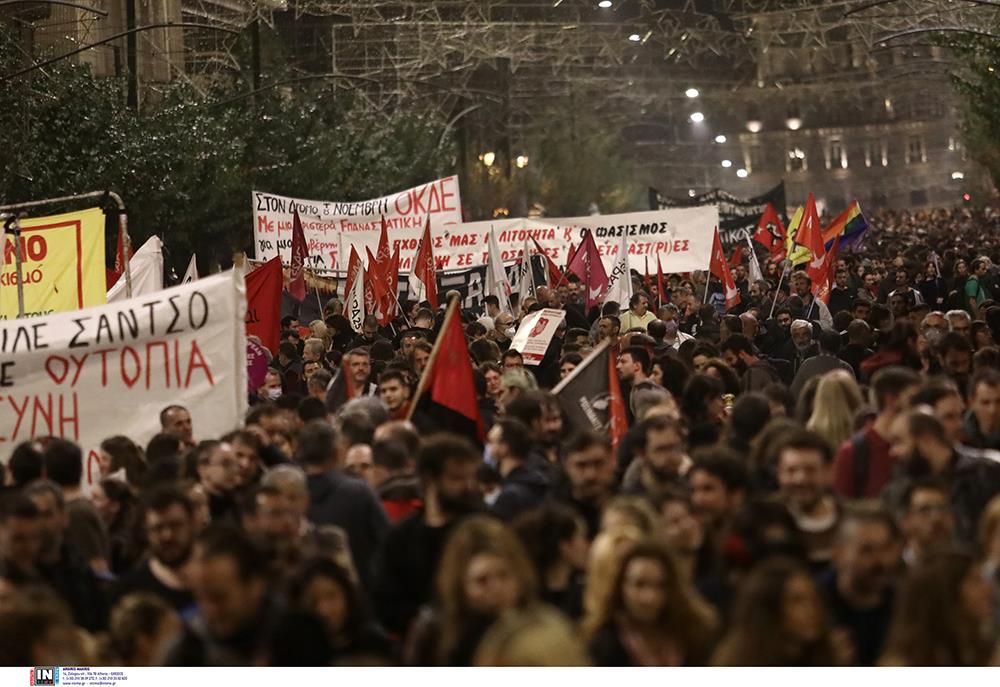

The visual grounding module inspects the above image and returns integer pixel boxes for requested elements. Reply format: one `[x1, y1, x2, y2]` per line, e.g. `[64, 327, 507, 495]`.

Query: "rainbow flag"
[823, 201, 869, 251]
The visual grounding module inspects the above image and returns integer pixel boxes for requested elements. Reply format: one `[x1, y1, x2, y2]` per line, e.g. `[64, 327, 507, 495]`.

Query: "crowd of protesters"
[4, 205, 1000, 666]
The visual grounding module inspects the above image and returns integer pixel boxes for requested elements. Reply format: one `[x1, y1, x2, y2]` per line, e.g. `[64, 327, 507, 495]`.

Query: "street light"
[515, 155, 529, 169]
[481, 151, 496, 167]
[721, 159, 732, 168]
[736, 168, 749, 178]
[688, 189, 697, 197]
[690, 111, 704, 123]
[714, 134, 727, 143]
[952, 171, 964, 180]
[685, 87, 699, 98]
[628, 33, 641, 42]
[598, 0, 613, 7]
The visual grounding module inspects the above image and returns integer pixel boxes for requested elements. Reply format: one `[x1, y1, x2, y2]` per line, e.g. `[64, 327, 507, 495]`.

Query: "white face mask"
[505, 326, 517, 338]
[266, 387, 282, 400]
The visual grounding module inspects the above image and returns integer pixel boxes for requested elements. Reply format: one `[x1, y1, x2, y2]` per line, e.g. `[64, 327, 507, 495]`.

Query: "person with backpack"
[831, 367, 921, 499]
[965, 258, 990, 319]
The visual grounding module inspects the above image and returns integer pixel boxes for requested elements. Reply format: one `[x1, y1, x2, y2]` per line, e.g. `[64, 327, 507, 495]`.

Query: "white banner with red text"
[252, 177, 464, 272]
[0, 271, 248, 485]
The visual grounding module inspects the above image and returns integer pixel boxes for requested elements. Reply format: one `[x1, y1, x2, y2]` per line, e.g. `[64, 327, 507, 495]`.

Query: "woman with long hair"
[806, 370, 866, 451]
[513, 504, 590, 620]
[287, 557, 392, 664]
[91, 478, 140, 575]
[713, 557, 846, 666]
[880, 549, 995, 665]
[98, 435, 147, 487]
[583, 539, 717, 666]
[407, 515, 538, 666]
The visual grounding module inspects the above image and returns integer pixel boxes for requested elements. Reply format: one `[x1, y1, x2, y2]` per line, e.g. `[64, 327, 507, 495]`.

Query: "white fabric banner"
[252, 177, 463, 272]
[509, 308, 566, 365]
[0, 271, 248, 484]
[107, 235, 164, 302]
[604, 231, 632, 306]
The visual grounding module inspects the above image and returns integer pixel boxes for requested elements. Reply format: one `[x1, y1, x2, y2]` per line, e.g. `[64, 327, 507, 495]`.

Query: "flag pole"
[769, 262, 789, 319]
[406, 297, 459, 420]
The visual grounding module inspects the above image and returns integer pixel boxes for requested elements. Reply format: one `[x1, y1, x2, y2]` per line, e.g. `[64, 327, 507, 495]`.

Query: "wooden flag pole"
[406, 296, 459, 420]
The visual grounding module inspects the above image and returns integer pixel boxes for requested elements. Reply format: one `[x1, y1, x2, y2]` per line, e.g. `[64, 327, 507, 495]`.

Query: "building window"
[786, 147, 807, 172]
[828, 139, 847, 169]
[906, 136, 926, 164]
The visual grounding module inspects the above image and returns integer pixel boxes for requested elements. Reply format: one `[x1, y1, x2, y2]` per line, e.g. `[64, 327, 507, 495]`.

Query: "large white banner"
[0, 271, 248, 484]
[444, 206, 718, 275]
[253, 176, 463, 272]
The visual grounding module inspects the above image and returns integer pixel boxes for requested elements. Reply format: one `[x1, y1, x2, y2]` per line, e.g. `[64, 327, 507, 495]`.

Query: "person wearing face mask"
[257, 369, 283, 403]
[917, 311, 949, 372]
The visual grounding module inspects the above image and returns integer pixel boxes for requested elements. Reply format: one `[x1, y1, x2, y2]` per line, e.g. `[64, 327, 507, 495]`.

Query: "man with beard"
[828, 267, 857, 317]
[936, 332, 973, 391]
[113, 485, 197, 615]
[620, 415, 688, 499]
[774, 429, 842, 569]
[556, 431, 617, 538]
[897, 479, 955, 566]
[816, 506, 900, 666]
[373, 434, 483, 637]
[503, 391, 564, 476]
[615, 345, 658, 425]
[791, 272, 834, 331]
[759, 307, 793, 361]
[720, 334, 783, 393]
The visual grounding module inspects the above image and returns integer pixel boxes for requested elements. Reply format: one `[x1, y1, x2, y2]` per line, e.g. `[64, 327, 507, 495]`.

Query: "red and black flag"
[407, 298, 485, 442]
[552, 339, 627, 452]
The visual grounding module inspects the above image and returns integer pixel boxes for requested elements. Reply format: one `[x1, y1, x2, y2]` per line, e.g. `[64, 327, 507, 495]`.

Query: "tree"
[0, 26, 456, 277]
[951, 37, 1000, 193]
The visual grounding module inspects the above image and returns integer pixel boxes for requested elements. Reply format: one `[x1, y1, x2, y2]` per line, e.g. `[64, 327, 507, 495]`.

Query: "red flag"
[412, 217, 439, 309]
[812, 236, 841, 305]
[364, 247, 387, 324]
[532, 237, 565, 288]
[710, 228, 741, 309]
[643, 256, 653, 293]
[607, 343, 628, 453]
[566, 229, 608, 310]
[753, 203, 786, 260]
[289, 209, 309, 301]
[729, 244, 745, 269]
[797, 193, 826, 258]
[325, 356, 358, 413]
[106, 221, 134, 289]
[383, 242, 400, 320]
[565, 239, 578, 275]
[408, 301, 485, 441]
[656, 255, 667, 311]
[377, 216, 391, 264]
[245, 256, 283, 354]
[344, 245, 363, 302]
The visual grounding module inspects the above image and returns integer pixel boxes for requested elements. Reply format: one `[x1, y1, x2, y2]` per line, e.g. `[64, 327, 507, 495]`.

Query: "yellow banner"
[0, 207, 107, 319]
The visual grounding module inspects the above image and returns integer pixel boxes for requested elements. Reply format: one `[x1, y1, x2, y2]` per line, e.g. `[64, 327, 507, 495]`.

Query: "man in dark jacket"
[720, 334, 783, 393]
[840, 318, 875, 379]
[488, 419, 550, 521]
[298, 420, 388, 590]
[373, 434, 483, 637]
[790, 329, 856, 400]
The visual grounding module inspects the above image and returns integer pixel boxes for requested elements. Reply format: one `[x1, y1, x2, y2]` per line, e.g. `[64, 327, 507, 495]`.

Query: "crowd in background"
[4, 205, 1000, 666]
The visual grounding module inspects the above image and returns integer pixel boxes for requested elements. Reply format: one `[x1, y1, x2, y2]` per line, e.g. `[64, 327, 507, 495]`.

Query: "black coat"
[307, 470, 389, 590]
[491, 463, 550, 521]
